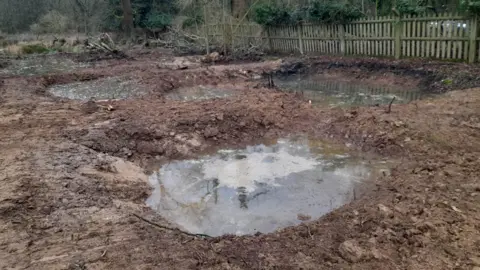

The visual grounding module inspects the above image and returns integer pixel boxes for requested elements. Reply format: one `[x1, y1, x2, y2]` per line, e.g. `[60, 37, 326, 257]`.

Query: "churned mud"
[0, 51, 479, 270]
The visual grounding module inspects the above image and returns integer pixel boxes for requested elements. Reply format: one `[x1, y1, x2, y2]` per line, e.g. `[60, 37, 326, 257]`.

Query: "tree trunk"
[231, 0, 247, 18]
[121, 0, 134, 38]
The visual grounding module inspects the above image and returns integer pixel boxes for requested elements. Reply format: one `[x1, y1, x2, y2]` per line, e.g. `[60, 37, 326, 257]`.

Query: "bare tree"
[121, 0, 134, 38]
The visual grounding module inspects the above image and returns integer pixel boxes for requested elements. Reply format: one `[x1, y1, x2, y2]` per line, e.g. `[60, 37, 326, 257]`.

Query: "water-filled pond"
[165, 86, 236, 101]
[0, 56, 89, 76]
[146, 137, 390, 236]
[275, 74, 429, 107]
[48, 77, 146, 100]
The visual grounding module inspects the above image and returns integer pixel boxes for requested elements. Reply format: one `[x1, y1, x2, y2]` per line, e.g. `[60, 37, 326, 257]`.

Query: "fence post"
[203, 4, 210, 54]
[298, 23, 304, 55]
[468, 15, 478, 64]
[266, 27, 273, 52]
[394, 16, 402, 59]
[339, 25, 346, 55]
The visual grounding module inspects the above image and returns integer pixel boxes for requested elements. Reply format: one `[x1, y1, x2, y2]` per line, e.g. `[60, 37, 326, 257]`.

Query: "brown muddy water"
[274, 74, 431, 107]
[146, 137, 391, 237]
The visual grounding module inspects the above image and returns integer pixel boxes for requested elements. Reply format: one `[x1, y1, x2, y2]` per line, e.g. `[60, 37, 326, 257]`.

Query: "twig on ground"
[386, 97, 396, 113]
[305, 224, 314, 240]
[131, 213, 212, 238]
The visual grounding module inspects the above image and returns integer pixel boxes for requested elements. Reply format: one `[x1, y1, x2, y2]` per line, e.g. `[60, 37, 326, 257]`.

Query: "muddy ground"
[0, 51, 479, 270]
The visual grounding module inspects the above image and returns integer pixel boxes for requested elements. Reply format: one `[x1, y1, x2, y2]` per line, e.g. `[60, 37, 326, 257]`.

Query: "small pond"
[165, 85, 236, 101]
[48, 77, 146, 100]
[275, 74, 429, 107]
[0, 56, 89, 76]
[146, 137, 390, 236]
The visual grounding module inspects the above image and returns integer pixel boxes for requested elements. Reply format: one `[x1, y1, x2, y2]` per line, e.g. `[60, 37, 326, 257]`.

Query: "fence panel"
[401, 12, 469, 60]
[205, 13, 480, 62]
[346, 16, 395, 57]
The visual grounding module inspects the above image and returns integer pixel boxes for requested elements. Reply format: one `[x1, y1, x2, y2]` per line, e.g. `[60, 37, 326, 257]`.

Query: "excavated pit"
[0, 56, 90, 76]
[146, 137, 391, 237]
[274, 74, 431, 107]
[48, 76, 147, 100]
[165, 85, 237, 101]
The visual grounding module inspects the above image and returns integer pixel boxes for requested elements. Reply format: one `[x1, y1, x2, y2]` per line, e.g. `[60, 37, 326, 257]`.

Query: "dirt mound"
[66, 90, 312, 163]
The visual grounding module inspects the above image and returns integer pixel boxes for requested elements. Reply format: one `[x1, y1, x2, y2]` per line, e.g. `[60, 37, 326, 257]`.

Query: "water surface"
[0, 56, 89, 76]
[147, 137, 388, 236]
[275, 74, 428, 107]
[166, 85, 235, 101]
[48, 77, 146, 100]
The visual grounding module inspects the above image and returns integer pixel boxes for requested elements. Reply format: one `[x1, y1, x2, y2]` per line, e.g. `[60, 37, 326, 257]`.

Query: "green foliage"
[441, 78, 453, 85]
[21, 44, 50, 54]
[460, 0, 480, 16]
[396, 0, 427, 16]
[145, 12, 172, 29]
[253, 2, 298, 26]
[252, 1, 364, 26]
[103, 0, 176, 31]
[307, 1, 363, 24]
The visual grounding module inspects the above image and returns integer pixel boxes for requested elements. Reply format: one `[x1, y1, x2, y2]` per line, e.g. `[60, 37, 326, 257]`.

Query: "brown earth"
[0, 52, 479, 270]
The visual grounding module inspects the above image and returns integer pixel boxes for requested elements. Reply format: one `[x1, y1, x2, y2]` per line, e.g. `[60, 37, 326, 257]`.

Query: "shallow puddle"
[147, 137, 389, 236]
[166, 86, 235, 101]
[48, 77, 146, 100]
[275, 74, 428, 107]
[0, 56, 89, 76]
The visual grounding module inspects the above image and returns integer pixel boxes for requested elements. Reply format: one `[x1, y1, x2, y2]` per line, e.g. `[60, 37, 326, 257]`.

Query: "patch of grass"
[21, 44, 50, 54]
[441, 78, 453, 85]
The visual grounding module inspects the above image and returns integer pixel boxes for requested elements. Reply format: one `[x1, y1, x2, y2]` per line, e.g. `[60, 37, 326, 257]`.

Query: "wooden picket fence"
[204, 12, 480, 63]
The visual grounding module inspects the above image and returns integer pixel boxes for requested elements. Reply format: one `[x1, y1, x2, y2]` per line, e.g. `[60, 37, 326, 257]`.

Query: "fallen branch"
[386, 97, 396, 113]
[131, 213, 212, 238]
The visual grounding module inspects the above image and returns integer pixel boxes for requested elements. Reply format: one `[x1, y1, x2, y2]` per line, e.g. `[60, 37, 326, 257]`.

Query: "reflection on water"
[0, 57, 89, 76]
[48, 77, 146, 100]
[275, 75, 428, 107]
[166, 86, 235, 101]
[146, 137, 386, 236]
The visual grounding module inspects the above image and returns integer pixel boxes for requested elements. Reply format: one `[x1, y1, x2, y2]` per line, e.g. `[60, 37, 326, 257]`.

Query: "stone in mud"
[81, 99, 99, 114]
[378, 204, 394, 218]
[203, 127, 219, 138]
[136, 141, 164, 155]
[338, 240, 366, 263]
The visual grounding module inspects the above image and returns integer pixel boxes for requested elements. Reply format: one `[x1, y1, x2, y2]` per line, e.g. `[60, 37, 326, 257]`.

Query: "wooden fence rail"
[204, 12, 480, 63]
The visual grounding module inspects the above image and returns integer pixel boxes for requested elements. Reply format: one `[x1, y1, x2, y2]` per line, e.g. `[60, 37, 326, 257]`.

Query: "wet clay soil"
[0, 52, 479, 270]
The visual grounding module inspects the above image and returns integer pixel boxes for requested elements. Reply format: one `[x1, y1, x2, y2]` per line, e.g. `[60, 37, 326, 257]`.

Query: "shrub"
[144, 12, 172, 30]
[252, 1, 364, 26]
[460, 0, 480, 16]
[396, 0, 427, 16]
[253, 2, 298, 26]
[21, 44, 50, 54]
[307, 1, 363, 24]
[30, 10, 69, 34]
